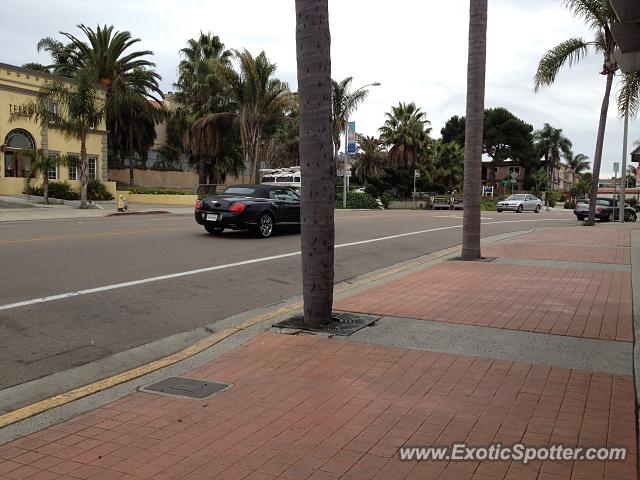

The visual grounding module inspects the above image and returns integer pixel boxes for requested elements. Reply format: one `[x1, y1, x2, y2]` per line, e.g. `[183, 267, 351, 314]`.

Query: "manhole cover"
[140, 377, 232, 399]
[273, 312, 379, 336]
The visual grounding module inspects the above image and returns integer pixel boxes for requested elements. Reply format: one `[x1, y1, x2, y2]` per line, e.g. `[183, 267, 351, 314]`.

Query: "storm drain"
[140, 377, 232, 399]
[273, 312, 379, 336]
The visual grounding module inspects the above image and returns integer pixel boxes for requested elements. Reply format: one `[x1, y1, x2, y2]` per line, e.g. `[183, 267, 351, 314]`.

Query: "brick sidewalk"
[0, 333, 635, 480]
[0, 225, 637, 479]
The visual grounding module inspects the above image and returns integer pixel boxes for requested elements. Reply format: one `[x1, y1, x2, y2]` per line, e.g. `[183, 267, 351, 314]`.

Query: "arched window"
[4, 129, 36, 177]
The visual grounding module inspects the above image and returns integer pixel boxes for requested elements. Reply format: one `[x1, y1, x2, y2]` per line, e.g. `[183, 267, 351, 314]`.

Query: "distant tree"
[441, 115, 466, 145]
[422, 140, 465, 191]
[354, 134, 385, 183]
[22, 62, 51, 73]
[533, 123, 573, 185]
[534, 0, 618, 224]
[379, 102, 431, 169]
[483, 107, 535, 187]
[567, 152, 591, 175]
[331, 77, 369, 160]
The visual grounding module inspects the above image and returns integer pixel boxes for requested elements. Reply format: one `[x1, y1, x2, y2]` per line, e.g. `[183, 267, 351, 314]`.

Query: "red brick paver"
[482, 227, 632, 265]
[335, 261, 633, 341]
[0, 333, 636, 480]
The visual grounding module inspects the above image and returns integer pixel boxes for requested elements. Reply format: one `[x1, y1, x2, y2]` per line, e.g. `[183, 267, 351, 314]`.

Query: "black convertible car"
[195, 184, 300, 238]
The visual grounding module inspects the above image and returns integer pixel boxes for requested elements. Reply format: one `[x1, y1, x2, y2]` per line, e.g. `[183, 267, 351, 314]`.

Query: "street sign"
[414, 170, 420, 178]
[483, 185, 494, 196]
[347, 122, 356, 154]
[338, 170, 351, 177]
[510, 172, 518, 180]
[614, 162, 620, 174]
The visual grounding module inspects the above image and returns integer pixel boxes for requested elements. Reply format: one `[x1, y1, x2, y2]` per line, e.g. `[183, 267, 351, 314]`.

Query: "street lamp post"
[342, 82, 381, 208]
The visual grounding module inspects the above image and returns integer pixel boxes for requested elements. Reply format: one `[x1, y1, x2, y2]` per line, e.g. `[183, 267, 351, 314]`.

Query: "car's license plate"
[206, 213, 220, 221]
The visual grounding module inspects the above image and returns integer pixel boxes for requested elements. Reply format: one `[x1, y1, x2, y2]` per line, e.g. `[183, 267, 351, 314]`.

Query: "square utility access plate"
[140, 377, 232, 400]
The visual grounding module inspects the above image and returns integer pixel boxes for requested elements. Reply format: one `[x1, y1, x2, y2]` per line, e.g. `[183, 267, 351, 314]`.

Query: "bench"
[431, 195, 452, 210]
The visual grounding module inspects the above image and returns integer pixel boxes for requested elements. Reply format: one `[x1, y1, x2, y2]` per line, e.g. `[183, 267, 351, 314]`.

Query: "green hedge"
[128, 186, 193, 195]
[26, 180, 114, 201]
[336, 191, 381, 209]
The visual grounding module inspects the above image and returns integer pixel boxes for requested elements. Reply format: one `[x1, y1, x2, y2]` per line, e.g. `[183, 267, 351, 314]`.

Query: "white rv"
[259, 167, 301, 190]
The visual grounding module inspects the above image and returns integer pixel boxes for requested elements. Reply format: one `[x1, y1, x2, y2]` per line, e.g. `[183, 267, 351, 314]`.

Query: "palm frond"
[617, 72, 640, 119]
[534, 38, 591, 91]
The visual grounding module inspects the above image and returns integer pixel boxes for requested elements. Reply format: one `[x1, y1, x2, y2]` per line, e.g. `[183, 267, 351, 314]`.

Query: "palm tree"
[18, 149, 69, 203]
[567, 152, 591, 175]
[295, 0, 334, 326]
[533, 123, 573, 188]
[15, 68, 105, 208]
[22, 62, 50, 73]
[331, 78, 369, 159]
[423, 140, 465, 191]
[38, 25, 163, 167]
[534, 0, 618, 224]
[378, 102, 431, 169]
[354, 134, 385, 183]
[174, 34, 236, 185]
[462, 0, 488, 261]
[222, 50, 292, 183]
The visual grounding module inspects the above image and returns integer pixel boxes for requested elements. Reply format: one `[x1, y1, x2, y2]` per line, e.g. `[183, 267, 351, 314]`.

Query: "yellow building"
[0, 63, 115, 196]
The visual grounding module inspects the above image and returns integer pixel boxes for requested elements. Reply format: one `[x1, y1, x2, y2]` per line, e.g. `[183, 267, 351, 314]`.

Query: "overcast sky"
[1, 0, 636, 178]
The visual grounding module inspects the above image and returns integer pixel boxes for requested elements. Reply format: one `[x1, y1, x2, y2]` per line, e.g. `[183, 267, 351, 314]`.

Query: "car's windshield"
[223, 187, 257, 196]
[596, 199, 611, 206]
[505, 195, 526, 201]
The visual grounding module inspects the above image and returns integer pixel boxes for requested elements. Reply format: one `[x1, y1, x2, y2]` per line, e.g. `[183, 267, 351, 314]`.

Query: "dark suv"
[574, 198, 637, 222]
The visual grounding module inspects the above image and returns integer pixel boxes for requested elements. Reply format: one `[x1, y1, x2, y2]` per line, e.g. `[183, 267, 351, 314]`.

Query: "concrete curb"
[629, 230, 640, 472]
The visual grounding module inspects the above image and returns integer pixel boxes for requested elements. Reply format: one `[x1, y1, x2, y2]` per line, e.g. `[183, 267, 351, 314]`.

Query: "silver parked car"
[496, 194, 542, 213]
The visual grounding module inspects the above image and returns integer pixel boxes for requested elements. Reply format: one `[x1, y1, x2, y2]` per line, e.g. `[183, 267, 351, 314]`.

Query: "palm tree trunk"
[587, 71, 614, 224]
[461, 0, 487, 261]
[43, 174, 49, 204]
[79, 135, 89, 208]
[296, 0, 334, 326]
[198, 156, 207, 186]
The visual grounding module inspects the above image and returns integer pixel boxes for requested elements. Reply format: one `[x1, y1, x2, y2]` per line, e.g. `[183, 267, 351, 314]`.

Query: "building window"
[89, 157, 97, 179]
[47, 154, 58, 180]
[68, 156, 78, 180]
[508, 166, 520, 176]
[3, 129, 35, 178]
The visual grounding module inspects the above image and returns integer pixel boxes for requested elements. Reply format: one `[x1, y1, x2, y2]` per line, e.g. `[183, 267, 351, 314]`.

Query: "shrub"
[336, 191, 380, 209]
[481, 199, 497, 211]
[26, 181, 80, 200]
[88, 179, 114, 201]
[129, 186, 193, 195]
[545, 189, 562, 207]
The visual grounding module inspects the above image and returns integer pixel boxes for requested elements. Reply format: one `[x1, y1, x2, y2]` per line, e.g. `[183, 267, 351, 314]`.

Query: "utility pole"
[619, 112, 629, 223]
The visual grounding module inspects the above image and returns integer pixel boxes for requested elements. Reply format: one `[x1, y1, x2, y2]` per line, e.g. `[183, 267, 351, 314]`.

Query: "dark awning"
[611, 0, 640, 73]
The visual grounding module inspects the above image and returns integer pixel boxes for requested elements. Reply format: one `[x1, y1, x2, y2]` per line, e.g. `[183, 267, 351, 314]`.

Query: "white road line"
[0, 218, 569, 311]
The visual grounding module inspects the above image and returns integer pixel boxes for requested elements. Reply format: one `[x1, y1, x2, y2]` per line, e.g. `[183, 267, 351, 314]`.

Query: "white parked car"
[496, 194, 542, 213]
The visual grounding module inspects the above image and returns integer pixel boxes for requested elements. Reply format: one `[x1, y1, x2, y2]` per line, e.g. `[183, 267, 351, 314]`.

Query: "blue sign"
[347, 122, 356, 154]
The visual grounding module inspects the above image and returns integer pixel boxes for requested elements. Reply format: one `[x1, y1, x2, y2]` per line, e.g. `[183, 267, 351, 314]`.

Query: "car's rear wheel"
[608, 211, 614, 222]
[534, 205, 541, 213]
[517, 205, 523, 213]
[256, 212, 274, 238]
[629, 212, 637, 223]
[496, 209, 503, 213]
[204, 224, 224, 234]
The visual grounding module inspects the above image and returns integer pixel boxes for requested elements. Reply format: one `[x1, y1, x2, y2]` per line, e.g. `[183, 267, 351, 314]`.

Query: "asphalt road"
[0, 209, 575, 390]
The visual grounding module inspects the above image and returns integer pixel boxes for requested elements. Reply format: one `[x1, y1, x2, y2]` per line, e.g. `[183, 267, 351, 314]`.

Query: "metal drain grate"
[273, 312, 379, 336]
[140, 377, 232, 399]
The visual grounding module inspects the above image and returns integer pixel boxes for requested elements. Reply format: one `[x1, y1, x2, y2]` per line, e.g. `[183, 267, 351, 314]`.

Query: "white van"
[259, 167, 301, 190]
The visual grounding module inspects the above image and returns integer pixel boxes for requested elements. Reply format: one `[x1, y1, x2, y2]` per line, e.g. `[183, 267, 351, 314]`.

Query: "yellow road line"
[0, 244, 461, 429]
[0, 226, 195, 245]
